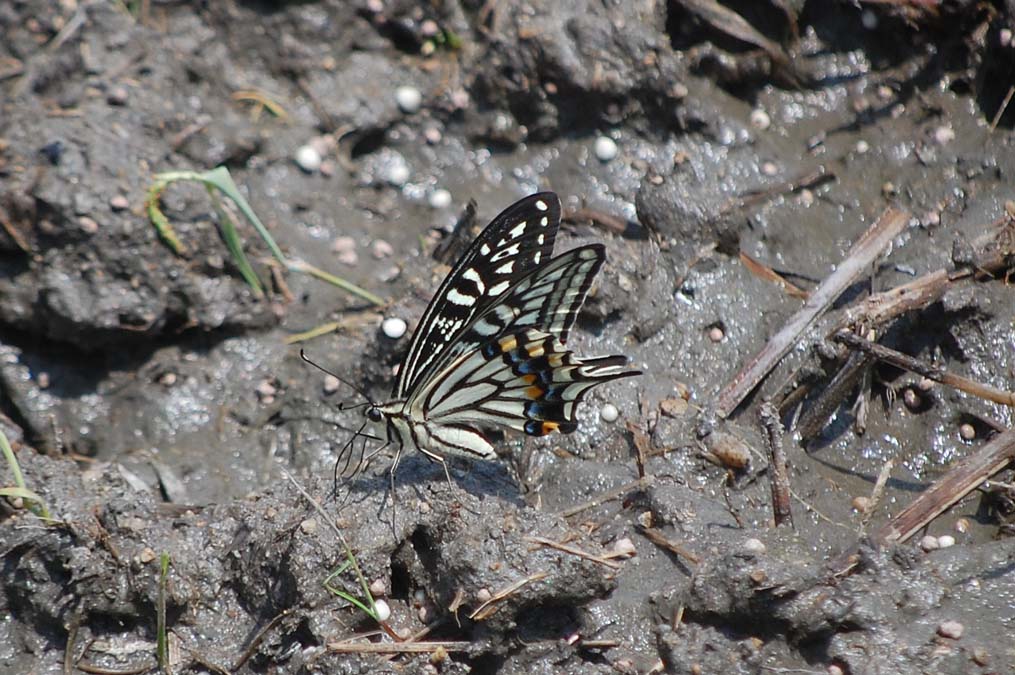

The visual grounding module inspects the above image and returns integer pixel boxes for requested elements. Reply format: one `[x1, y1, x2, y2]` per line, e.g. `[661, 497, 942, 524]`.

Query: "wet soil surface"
[2, 1, 1015, 673]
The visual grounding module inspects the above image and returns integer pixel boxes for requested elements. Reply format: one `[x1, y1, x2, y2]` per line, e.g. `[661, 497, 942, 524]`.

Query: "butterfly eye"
[366, 407, 383, 423]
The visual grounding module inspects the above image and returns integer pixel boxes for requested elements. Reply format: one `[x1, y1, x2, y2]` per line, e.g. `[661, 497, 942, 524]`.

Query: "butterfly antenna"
[299, 349, 375, 405]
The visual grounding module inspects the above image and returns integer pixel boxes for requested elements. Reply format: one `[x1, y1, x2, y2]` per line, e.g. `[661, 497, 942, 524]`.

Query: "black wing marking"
[395, 192, 561, 398]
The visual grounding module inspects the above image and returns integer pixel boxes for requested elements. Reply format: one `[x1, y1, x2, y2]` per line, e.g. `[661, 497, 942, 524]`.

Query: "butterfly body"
[364, 192, 638, 470]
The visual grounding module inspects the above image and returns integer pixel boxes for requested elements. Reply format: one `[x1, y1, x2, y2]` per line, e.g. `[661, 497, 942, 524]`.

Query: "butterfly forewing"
[394, 192, 562, 398]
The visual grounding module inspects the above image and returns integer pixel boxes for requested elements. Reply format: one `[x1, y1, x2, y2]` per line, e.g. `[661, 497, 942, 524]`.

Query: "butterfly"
[321, 192, 639, 484]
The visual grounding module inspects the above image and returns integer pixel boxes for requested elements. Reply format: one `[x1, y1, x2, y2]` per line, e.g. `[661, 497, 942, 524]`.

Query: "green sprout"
[145, 166, 383, 306]
[0, 430, 51, 520]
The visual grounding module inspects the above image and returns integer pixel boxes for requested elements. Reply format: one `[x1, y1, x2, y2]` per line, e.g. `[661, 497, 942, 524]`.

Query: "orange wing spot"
[548, 353, 564, 368]
[540, 421, 559, 435]
[498, 336, 518, 352]
[521, 374, 537, 385]
[526, 386, 545, 400]
[526, 344, 545, 358]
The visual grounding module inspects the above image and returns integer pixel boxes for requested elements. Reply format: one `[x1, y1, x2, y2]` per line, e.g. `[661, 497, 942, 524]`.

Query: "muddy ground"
[2, 1, 1015, 673]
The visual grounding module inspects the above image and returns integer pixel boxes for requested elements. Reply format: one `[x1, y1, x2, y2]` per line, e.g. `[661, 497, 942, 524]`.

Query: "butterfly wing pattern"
[372, 192, 639, 466]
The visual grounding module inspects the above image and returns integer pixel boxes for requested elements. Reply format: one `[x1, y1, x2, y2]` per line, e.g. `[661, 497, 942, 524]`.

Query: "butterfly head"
[366, 405, 384, 423]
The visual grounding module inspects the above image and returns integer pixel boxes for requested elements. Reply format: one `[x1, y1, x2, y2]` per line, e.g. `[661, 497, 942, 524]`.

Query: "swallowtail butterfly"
[356, 193, 639, 476]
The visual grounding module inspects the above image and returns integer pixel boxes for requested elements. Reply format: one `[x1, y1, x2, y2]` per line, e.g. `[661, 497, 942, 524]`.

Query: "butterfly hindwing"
[394, 192, 561, 398]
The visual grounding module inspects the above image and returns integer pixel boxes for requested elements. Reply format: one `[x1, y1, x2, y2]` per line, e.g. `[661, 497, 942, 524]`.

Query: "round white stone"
[750, 108, 771, 130]
[384, 160, 410, 187]
[382, 317, 407, 339]
[372, 599, 391, 621]
[429, 188, 452, 209]
[395, 85, 422, 114]
[294, 145, 321, 173]
[600, 403, 619, 423]
[937, 534, 955, 549]
[593, 136, 618, 162]
[743, 538, 766, 554]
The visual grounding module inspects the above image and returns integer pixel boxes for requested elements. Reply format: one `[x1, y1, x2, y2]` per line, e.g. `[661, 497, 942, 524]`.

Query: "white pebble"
[743, 538, 766, 555]
[382, 317, 407, 339]
[384, 159, 410, 186]
[855, 139, 870, 154]
[476, 588, 492, 602]
[937, 620, 964, 640]
[761, 161, 778, 176]
[369, 578, 387, 597]
[611, 537, 636, 557]
[323, 375, 340, 394]
[749, 108, 771, 130]
[429, 188, 452, 209]
[371, 239, 394, 258]
[600, 403, 619, 423]
[593, 136, 618, 162]
[937, 535, 955, 549]
[920, 535, 940, 551]
[294, 145, 322, 173]
[256, 380, 277, 398]
[372, 599, 391, 622]
[395, 85, 422, 114]
[933, 125, 955, 145]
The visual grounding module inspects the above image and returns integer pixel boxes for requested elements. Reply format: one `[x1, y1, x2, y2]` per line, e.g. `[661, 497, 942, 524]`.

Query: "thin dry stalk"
[759, 402, 793, 527]
[524, 536, 620, 570]
[469, 572, 549, 621]
[638, 526, 701, 565]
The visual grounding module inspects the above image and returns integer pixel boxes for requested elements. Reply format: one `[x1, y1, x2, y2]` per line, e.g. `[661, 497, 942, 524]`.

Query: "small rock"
[861, 9, 878, 29]
[660, 397, 688, 417]
[256, 379, 277, 400]
[383, 158, 410, 186]
[708, 326, 724, 342]
[749, 108, 771, 130]
[959, 423, 975, 441]
[371, 239, 394, 259]
[933, 126, 955, 146]
[920, 535, 940, 551]
[373, 599, 391, 622]
[611, 537, 636, 557]
[369, 578, 387, 597]
[855, 139, 870, 154]
[429, 188, 452, 209]
[139, 547, 157, 563]
[423, 126, 442, 144]
[110, 195, 129, 211]
[761, 161, 778, 176]
[593, 135, 618, 162]
[476, 588, 492, 603]
[331, 236, 358, 266]
[600, 403, 619, 423]
[36, 371, 50, 389]
[158, 372, 177, 386]
[903, 388, 921, 411]
[827, 665, 845, 675]
[395, 85, 422, 114]
[382, 317, 407, 339]
[937, 620, 964, 640]
[852, 496, 871, 514]
[937, 534, 955, 549]
[323, 375, 340, 394]
[743, 538, 766, 555]
[916, 377, 934, 391]
[299, 518, 317, 535]
[79, 216, 99, 234]
[107, 85, 129, 106]
[295, 145, 322, 173]
[319, 159, 336, 177]
[954, 518, 969, 534]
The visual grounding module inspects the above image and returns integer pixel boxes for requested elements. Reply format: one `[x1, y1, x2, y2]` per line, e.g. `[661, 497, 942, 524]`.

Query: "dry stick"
[868, 428, 1015, 547]
[834, 331, 1015, 407]
[524, 536, 621, 570]
[469, 572, 549, 621]
[328, 641, 471, 654]
[795, 347, 874, 441]
[759, 402, 793, 527]
[989, 84, 1015, 134]
[638, 526, 701, 565]
[556, 476, 654, 518]
[716, 208, 909, 418]
[861, 459, 895, 531]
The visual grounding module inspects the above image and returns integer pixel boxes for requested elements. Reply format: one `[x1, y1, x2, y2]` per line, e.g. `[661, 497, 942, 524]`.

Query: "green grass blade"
[0, 430, 51, 519]
[202, 166, 287, 264]
[157, 552, 169, 670]
[288, 259, 384, 307]
[207, 187, 264, 297]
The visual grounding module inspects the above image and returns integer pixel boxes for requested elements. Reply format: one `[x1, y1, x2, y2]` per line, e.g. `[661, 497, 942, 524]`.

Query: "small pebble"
[916, 377, 934, 392]
[920, 535, 940, 551]
[420, 19, 439, 37]
[429, 188, 452, 209]
[659, 397, 688, 417]
[319, 159, 336, 177]
[295, 145, 322, 173]
[861, 9, 878, 29]
[933, 125, 955, 146]
[827, 665, 845, 675]
[593, 136, 618, 162]
[372, 599, 391, 622]
[743, 538, 766, 555]
[423, 126, 442, 144]
[903, 388, 921, 411]
[637, 510, 653, 528]
[611, 537, 636, 557]
[418, 605, 430, 622]
[255, 380, 277, 401]
[937, 534, 955, 549]
[299, 518, 317, 535]
[972, 647, 990, 665]
[331, 236, 358, 266]
[371, 239, 394, 258]
[413, 589, 427, 606]
[749, 108, 771, 130]
[852, 496, 871, 514]
[937, 620, 964, 640]
[708, 326, 724, 342]
[855, 139, 870, 154]
[600, 403, 619, 423]
[395, 85, 422, 114]
[139, 547, 157, 563]
[383, 159, 410, 186]
[959, 423, 976, 441]
[107, 85, 129, 106]
[761, 161, 778, 176]
[110, 195, 129, 211]
[158, 372, 177, 386]
[955, 518, 969, 534]
[323, 375, 340, 394]
[79, 216, 99, 234]
[923, 210, 941, 227]
[882, 181, 897, 198]
[36, 372, 50, 389]
[379, 265, 401, 282]
[476, 588, 492, 603]
[382, 317, 407, 339]
[798, 188, 815, 207]
[1001, 28, 1013, 47]
[369, 578, 387, 597]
